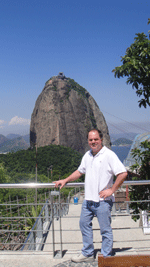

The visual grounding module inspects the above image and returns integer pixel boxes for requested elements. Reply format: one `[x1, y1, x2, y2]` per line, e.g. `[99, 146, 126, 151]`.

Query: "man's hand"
[99, 172, 127, 200]
[53, 170, 83, 190]
[99, 188, 113, 200]
[53, 179, 66, 189]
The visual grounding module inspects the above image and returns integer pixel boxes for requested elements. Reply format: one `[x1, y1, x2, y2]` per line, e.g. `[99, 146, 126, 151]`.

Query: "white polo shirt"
[78, 146, 126, 202]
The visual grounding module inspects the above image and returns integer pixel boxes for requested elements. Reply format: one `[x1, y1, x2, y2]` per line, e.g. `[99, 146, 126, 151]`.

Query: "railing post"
[36, 217, 43, 250]
[9, 195, 12, 217]
[126, 201, 130, 214]
[26, 195, 28, 211]
[45, 202, 49, 223]
[59, 189, 63, 258]
[50, 192, 55, 257]
[112, 202, 116, 216]
[17, 196, 20, 216]
[28, 231, 35, 250]
[50, 190, 62, 258]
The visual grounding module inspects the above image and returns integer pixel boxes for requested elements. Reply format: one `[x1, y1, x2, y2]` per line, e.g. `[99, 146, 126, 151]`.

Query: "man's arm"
[99, 172, 128, 199]
[54, 170, 83, 189]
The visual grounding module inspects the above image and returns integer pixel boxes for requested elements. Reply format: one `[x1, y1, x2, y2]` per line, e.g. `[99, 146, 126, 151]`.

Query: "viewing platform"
[0, 182, 150, 266]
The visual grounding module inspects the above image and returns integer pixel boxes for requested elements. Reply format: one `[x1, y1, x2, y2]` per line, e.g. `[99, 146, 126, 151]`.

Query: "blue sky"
[0, 0, 150, 136]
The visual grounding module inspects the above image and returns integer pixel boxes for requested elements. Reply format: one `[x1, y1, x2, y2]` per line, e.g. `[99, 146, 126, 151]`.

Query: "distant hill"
[0, 134, 9, 145]
[110, 133, 137, 142]
[22, 134, 30, 145]
[0, 136, 29, 153]
[112, 138, 132, 146]
[6, 133, 21, 139]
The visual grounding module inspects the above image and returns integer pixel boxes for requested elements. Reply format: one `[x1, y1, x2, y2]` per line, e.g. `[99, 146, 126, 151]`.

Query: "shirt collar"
[89, 146, 106, 157]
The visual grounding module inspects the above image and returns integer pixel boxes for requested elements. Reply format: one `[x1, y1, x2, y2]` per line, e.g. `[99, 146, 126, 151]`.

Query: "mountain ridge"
[0, 134, 30, 153]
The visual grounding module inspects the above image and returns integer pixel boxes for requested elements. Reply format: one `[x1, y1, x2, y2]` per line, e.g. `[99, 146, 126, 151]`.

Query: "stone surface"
[30, 74, 111, 154]
[53, 260, 98, 267]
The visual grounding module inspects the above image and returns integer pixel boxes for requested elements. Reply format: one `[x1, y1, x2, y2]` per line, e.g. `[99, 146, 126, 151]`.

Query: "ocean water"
[111, 146, 131, 163]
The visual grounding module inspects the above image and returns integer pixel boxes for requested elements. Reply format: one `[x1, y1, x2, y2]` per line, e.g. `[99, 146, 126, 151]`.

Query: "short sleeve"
[78, 155, 86, 174]
[109, 151, 127, 176]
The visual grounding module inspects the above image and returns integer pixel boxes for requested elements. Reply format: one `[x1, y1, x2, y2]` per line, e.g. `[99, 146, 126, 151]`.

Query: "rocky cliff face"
[30, 74, 111, 154]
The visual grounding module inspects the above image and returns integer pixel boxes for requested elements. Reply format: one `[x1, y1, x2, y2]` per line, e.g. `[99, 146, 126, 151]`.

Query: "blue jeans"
[79, 199, 113, 257]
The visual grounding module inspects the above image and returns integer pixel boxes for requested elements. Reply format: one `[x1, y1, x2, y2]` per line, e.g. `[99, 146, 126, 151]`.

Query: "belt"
[87, 200, 100, 207]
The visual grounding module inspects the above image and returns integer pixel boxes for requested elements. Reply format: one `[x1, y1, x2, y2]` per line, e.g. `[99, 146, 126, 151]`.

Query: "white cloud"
[0, 120, 6, 129]
[9, 116, 30, 126]
[0, 119, 5, 125]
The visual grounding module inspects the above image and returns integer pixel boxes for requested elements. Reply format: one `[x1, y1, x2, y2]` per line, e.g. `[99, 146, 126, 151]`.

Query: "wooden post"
[126, 185, 129, 201]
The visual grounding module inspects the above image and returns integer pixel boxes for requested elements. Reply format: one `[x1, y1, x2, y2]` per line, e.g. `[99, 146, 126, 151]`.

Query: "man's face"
[88, 130, 103, 155]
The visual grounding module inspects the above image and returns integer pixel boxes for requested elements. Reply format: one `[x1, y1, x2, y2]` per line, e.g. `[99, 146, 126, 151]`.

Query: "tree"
[112, 20, 150, 108]
[24, 205, 42, 235]
[129, 140, 150, 220]
[0, 163, 10, 202]
[0, 164, 7, 183]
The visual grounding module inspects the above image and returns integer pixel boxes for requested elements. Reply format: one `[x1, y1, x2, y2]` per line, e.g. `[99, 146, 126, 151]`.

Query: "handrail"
[0, 180, 150, 188]
[1, 182, 150, 256]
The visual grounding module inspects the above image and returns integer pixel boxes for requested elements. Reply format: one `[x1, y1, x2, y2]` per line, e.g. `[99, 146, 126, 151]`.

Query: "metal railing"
[21, 199, 50, 251]
[0, 181, 150, 258]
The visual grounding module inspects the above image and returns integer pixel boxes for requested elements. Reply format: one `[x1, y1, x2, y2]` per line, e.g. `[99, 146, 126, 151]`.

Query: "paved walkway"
[0, 196, 150, 266]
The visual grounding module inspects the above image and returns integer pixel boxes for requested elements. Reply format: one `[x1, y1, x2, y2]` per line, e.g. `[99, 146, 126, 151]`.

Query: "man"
[54, 129, 127, 263]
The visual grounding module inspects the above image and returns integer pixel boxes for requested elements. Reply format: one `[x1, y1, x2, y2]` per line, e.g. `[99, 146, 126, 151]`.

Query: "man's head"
[88, 129, 103, 155]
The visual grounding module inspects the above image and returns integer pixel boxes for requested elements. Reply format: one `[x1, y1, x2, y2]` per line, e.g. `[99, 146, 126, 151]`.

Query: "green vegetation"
[66, 78, 87, 98]
[45, 77, 88, 99]
[45, 76, 54, 85]
[24, 205, 42, 235]
[0, 144, 82, 176]
[0, 144, 83, 202]
[89, 109, 97, 129]
[112, 19, 150, 221]
[129, 140, 150, 220]
[0, 144, 83, 247]
[112, 19, 150, 108]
